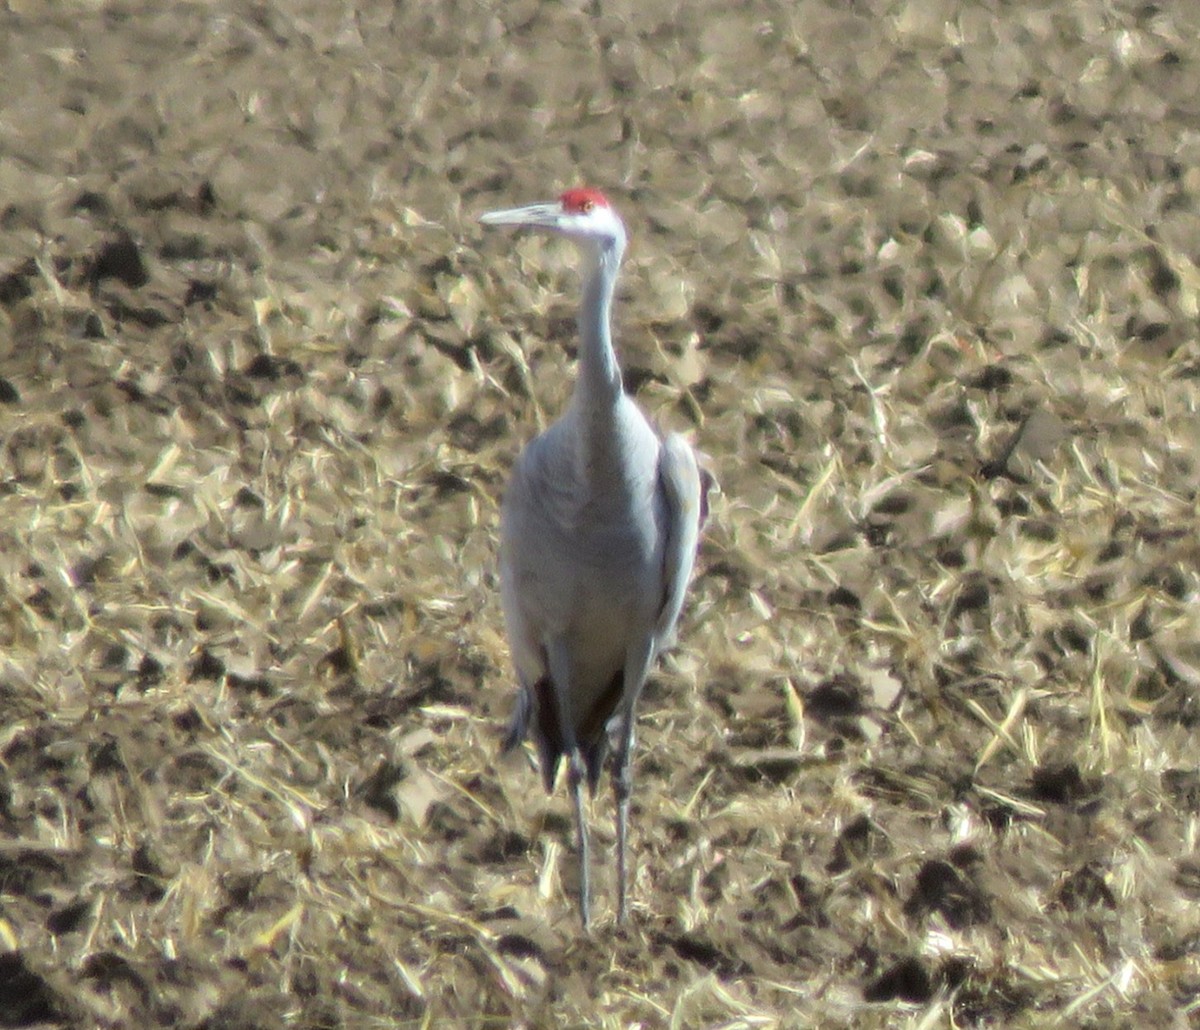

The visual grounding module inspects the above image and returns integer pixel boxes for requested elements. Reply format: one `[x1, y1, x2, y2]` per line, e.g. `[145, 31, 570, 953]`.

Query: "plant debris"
[0, 0, 1197, 1025]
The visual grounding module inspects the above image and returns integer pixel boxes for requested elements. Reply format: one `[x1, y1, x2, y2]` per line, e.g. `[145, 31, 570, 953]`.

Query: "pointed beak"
[479, 202, 564, 230]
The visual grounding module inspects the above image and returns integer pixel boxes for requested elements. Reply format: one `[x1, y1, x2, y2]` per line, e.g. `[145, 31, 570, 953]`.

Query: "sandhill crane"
[480, 187, 709, 929]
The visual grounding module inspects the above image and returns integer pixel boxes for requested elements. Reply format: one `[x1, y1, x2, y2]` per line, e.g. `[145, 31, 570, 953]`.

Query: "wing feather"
[654, 433, 706, 648]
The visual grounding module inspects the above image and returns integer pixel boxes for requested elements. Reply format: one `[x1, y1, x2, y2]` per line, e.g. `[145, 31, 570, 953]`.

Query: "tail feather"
[582, 737, 609, 794]
[504, 677, 567, 793]
[501, 687, 531, 754]
[504, 671, 621, 795]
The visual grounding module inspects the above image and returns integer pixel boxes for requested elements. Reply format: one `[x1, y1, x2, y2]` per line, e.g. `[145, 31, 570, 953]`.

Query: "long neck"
[568, 235, 652, 489]
[573, 238, 625, 412]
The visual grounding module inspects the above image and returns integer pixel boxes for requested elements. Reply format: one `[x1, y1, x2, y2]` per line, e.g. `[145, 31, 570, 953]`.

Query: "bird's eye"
[581, 200, 594, 213]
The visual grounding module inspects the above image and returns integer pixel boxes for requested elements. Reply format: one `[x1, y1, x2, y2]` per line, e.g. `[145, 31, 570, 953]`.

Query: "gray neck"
[573, 238, 625, 411]
[570, 234, 646, 486]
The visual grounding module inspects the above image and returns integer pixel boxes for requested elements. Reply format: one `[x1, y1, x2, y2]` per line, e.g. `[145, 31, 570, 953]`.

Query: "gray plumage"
[480, 188, 708, 929]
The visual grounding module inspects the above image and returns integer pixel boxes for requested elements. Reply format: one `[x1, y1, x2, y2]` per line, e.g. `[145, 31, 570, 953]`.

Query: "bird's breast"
[502, 454, 665, 631]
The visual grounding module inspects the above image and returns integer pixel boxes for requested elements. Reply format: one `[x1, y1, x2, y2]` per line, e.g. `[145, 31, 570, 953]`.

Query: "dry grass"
[2, 0, 1200, 1026]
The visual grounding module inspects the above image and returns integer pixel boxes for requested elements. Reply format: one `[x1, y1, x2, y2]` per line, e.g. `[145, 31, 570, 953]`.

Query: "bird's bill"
[478, 202, 562, 229]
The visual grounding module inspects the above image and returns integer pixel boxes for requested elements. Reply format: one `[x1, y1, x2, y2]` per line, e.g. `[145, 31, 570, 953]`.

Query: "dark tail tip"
[501, 689, 530, 754]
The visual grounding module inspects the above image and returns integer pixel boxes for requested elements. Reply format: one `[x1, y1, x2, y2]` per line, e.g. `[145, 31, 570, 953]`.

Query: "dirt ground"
[2, 0, 1200, 1025]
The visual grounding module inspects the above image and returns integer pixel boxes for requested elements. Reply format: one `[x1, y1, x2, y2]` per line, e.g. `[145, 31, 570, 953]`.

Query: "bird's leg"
[567, 749, 591, 930]
[547, 637, 593, 930]
[614, 639, 655, 924]
[613, 723, 633, 923]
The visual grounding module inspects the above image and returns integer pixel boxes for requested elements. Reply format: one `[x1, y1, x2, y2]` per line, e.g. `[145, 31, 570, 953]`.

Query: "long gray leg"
[614, 715, 634, 923]
[547, 638, 592, 930]
[567, 750, 591, 930]
[614, 639, 655, 923]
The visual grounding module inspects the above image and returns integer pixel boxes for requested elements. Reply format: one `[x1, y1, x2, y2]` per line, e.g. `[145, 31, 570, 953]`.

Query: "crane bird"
[480, 187, 709, 929]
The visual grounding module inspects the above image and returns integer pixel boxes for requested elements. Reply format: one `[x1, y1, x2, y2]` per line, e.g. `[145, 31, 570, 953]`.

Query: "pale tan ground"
[2, 0, 1200, 1026]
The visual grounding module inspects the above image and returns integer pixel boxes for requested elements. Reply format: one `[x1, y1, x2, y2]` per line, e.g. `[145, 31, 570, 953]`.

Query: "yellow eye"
[581, 200, 594, 213]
